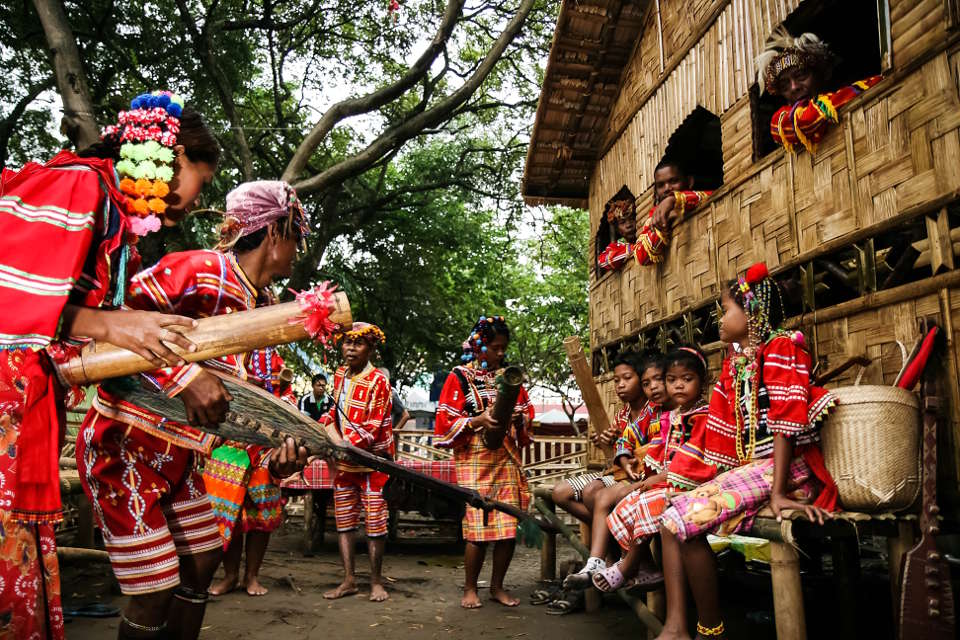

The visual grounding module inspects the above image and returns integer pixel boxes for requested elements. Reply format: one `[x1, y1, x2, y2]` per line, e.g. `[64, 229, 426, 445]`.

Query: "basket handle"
[813, 354, 872, 386]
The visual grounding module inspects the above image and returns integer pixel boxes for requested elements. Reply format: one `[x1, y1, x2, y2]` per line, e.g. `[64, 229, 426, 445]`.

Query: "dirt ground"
[61, 526, 644, 640]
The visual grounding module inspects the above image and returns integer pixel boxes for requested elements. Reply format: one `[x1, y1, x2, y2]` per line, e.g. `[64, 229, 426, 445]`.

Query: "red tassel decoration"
[289, 282, 340, 346]
[745, 262, 769, 284]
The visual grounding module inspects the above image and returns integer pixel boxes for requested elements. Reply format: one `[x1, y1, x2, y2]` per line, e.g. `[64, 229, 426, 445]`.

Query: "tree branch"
[281, 0, 465, 183]
[291, 0, 535, 195]
[31, 0, 99, 149]
[0, 76, 55, 166]
[174, 0, 255, 180]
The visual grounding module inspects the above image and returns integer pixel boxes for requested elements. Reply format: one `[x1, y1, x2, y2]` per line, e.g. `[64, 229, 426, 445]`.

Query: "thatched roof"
[522, 0, 649, 208]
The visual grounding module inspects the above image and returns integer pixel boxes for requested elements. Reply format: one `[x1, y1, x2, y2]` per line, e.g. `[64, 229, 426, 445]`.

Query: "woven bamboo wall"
[586, 1, 960, 490]
[589, 11, 960, 350]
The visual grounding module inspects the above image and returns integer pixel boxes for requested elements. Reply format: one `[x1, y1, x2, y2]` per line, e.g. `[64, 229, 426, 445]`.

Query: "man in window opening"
[599, 162, 712, 272]
[757, 26, 882, 154]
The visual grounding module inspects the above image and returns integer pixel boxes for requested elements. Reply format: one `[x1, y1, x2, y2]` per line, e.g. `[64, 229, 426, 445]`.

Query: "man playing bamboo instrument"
[76, 180, 309, 640]
[320, 322, 394, 603]
[757, 27, 882, 154]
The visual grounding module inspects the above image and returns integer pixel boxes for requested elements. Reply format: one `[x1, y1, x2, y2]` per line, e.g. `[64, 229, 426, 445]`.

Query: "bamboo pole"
[770, 541, 807, 640]
[57, 292, 351, 386]
[563, 336, 614, 459]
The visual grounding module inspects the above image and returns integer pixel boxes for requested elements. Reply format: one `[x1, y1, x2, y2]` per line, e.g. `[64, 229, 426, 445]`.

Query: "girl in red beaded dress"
[655, 263, 838, 640]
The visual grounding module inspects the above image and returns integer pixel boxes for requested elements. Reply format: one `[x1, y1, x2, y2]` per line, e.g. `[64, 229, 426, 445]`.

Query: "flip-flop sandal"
[545, 590, 584, 615]
[530, 587, 561, 605]
[591, 563, 625, 593]
[623, 568, 665, 595]
[63, 604, 121, 618]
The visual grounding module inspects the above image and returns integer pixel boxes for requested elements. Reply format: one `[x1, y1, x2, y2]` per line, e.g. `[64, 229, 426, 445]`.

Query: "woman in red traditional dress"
[434, 315, 535, 610]
[0, 91, 220, 640]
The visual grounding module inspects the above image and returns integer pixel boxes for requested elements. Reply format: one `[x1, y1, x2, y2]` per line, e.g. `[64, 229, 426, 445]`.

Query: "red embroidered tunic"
[320, 363, 394, 459]
[91, 250, 260, 453]
[597, 190, 712, 272]
[699, 333, 835, 471]
[771, 75, 882, 153]
[641, 404, 714, 491]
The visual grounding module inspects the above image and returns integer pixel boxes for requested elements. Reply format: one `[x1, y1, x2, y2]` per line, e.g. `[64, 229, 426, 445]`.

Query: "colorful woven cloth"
[455, 433, 530, 542]
[771, 76, 882, 153]
[76, 412, 221, 595]
[613, 402, 661, 462]
[204, 444, 252, 548]
[661, 456, 818, 541]
[242, 465, 283, 532]
[608, 486, 672, 550]
[0, 151, 138, 351]
[0, 509, 64, 639]
[281, 458, 456, 490]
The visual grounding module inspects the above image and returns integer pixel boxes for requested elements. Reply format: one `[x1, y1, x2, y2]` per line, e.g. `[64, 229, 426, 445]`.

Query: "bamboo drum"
[483, 365, 524, 450]
[57, 292, 352, 386]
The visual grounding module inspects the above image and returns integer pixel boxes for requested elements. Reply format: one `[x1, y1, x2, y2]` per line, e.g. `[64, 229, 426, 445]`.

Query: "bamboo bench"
[534, 487, 916, 640]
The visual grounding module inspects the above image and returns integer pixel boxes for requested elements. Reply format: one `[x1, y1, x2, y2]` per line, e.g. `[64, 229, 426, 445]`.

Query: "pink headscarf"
[218, 180, 308, 248]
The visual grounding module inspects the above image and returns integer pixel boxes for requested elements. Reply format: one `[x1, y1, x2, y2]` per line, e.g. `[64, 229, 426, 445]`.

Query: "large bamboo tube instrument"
[563, 336, 614, 459]
[482, 365, 524, 450]
[57, 292, 351, 386]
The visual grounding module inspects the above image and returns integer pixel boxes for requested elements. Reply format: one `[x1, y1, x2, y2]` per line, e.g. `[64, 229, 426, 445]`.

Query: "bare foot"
[489, 587, 519, 607]
[245, 576, 268, 596]
[654, 629, 693, 640]
[323, 581, 359, 599]
[208, 574, 240, 596]
[369, 583, 389, 602]
[461, 588, 483, 609]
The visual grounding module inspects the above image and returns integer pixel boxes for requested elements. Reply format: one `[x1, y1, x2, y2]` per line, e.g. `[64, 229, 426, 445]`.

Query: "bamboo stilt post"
[533, 498, 589, 559]
[540, 497, 557, 582]
[563, 336, 614, 459]
[770, 540, 807, 640]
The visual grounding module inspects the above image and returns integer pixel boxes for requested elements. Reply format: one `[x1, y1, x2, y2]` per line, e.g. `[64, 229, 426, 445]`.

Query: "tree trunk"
[31, 0, 99, 149]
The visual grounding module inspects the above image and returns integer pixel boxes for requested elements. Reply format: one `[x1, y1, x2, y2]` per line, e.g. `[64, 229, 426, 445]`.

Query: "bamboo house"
[524, 0, 960, 634]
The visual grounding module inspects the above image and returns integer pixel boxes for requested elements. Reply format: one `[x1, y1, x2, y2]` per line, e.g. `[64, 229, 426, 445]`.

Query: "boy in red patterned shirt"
[320, 322, 394, 603]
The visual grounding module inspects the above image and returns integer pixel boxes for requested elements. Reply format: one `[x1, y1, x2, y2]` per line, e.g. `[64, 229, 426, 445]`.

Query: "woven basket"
[820, 385, 921, 512]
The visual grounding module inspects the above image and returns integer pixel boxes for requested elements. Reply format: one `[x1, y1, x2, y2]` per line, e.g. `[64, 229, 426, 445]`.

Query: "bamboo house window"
[750, 0, 887, 161]
[595, 185, 636, 277]
[662, 106, 724, 192]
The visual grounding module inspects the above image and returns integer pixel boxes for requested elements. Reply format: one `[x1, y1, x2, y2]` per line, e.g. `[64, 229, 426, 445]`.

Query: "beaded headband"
[735, 262, 786, 344]
[461, 314, 508, 369]
[104, 90, 185, 236]
[677, 347, 707, 370]
[605, 199, 635, 223]
[340, 322, 385, 346]
[756, 29, 832, 95]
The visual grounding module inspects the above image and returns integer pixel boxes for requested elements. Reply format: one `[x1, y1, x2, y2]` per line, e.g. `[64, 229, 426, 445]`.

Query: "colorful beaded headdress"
[340, 321, 386, 346]
[756, 27, 832, 95]
[461, 315, 508, 369]
[103, 90, 185, 236]
[217, 180, 310, 250]
[604, 186, 636, 223]
[735, 262, 788, 345]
